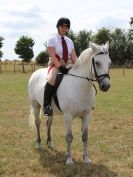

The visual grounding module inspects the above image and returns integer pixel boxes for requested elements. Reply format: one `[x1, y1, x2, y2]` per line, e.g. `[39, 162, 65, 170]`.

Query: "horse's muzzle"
[98, 77, 110, 92]
[100, 82, 110, 92]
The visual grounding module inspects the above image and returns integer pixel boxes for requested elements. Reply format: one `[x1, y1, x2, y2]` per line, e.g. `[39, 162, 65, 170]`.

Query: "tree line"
[0, 17, 133, 66]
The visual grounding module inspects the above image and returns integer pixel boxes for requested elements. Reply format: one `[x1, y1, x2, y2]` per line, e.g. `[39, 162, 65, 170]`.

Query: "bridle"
[67, 51, 110, 95]
[92, 52, 110, 84]
[68, 51, 110, 83]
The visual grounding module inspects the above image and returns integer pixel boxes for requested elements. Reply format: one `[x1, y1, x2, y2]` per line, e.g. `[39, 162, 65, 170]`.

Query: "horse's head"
[90, 41, 111, 92]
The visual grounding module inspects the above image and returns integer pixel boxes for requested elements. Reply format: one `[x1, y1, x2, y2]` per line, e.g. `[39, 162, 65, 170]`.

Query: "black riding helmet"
[56, 17, 70, 29]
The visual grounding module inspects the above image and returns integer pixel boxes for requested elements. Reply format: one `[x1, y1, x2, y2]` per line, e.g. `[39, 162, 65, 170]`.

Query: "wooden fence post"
[122, 65, 125, 77]
[4, 61, 7, 72]
[22, 61, 25, 73]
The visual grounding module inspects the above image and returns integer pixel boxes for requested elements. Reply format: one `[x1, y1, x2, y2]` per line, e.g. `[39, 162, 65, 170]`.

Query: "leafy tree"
[67, 30, 92, 56]
[0, 51, 3, 59]
[14, 36, 35, 62]
[0, 37, 4, 59]
[110, 28, 128, 65]
[76, 30, 92, 56]
[126, 17, 133, 62]
[128, 17, 133, 40]
[36, 51, 49, 65]
[125, 40, 133, 62]
[0, 37, 4, 48]
[67, 29, 76, 42]
[130, 17, 133, 24]
[92, 28, 111, 44]
[67, 30, 79, 56]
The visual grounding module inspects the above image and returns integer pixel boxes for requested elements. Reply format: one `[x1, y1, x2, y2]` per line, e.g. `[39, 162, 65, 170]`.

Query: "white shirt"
[47, 33, 74, 58]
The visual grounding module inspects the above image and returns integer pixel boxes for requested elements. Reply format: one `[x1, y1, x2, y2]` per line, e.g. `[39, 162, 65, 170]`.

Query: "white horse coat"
[28, 41, 111, 164]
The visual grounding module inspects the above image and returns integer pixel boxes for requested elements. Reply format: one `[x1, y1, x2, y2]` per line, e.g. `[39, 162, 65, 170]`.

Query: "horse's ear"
[89, 42, 98, 52]
[104, 41, 109, 51]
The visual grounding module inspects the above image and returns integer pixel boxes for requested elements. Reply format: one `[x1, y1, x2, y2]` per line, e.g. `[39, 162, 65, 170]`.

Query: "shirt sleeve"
[71, 40, 74, 49]
[47, 37, 55, 47]
[69, 38, 74, 49]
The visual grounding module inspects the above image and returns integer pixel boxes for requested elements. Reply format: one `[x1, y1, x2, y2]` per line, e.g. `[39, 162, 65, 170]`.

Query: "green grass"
[0, 69, 133, 177]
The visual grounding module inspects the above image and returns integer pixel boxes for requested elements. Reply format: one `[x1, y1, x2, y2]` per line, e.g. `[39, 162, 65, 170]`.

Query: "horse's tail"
[29, 106, 36, 128]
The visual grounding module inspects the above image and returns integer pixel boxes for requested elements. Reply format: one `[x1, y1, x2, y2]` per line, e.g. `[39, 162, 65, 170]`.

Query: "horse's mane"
[72, 43, 108, 70]
[72, 48, 93, 69]
[67, 42, 109, 73]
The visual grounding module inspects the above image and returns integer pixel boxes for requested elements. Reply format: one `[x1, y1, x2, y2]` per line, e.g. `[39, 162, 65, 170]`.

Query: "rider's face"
[58, 25, 69, 36]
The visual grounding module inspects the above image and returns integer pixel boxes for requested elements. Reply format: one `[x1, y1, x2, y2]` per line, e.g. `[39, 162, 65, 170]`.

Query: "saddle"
[53, 73, 64, 112]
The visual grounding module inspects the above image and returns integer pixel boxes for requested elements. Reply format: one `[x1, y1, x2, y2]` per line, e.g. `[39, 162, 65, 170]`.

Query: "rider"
[43, 17, 77, 116]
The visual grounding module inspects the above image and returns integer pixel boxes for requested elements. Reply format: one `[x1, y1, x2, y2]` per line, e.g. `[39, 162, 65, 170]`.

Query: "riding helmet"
[56, 17, 70, 29]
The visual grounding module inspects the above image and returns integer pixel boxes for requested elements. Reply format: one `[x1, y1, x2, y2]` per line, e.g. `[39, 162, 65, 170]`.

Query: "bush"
[35, 51, 49, 65]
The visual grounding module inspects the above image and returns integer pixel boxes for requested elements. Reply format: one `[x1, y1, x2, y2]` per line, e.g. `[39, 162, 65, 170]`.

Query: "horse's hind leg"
[81, 112, 92, 163]
[46, 116, 53, 149]
[31, 103, 42, 148]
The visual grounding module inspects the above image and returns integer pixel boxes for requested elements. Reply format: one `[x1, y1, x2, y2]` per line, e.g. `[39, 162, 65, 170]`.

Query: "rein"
[67, 51, 110, 83]
[67, 73, 96, 82]
[66, 51, 110, 95]
[67, 73, 97, 95]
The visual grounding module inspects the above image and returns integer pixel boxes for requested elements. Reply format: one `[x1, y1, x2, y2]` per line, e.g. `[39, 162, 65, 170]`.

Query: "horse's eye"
[95, 62, 100, 66]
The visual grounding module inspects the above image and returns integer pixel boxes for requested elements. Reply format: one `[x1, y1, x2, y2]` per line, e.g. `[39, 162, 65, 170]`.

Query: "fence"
[0, 61, 47, 73]
[0, 61, 132, 75]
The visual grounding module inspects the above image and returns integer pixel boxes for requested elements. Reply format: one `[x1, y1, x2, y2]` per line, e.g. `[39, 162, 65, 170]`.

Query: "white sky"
[0, 0, 133, 60]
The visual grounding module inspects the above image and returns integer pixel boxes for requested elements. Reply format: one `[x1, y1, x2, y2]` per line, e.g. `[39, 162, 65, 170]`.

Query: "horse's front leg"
[46, 115, 53, 149]
[64, 113, 73, 164]
[81, 112, 92, 163]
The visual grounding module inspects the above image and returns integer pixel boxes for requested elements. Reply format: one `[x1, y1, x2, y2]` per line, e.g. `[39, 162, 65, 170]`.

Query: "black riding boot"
[43, 82, 55, 116]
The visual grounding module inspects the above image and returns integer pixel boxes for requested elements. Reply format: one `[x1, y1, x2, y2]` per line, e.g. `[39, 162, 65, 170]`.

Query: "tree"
[14, 36, 35, 62]
[67, 30, 92, 56]
[0, 51, 3, 59]
[110, 28, 128, 65]
[0, 37, 4, 59]
[76, 30, 92, 56]
[36, 51, 49, 65]
[67, 30, 79, 56]
[92, 28, 111, 44]
[126, 17, 133, 62]
[128, 17, 133, 40]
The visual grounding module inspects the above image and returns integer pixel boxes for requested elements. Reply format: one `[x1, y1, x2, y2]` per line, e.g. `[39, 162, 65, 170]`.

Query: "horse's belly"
[58, 94, 95, 117]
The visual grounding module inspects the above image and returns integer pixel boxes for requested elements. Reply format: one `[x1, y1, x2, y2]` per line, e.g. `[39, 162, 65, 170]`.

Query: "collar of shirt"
[57, 33, 66, 40]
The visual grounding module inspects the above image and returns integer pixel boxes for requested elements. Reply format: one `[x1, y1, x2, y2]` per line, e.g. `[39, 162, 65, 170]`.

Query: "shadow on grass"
[36, 147, 117, 177]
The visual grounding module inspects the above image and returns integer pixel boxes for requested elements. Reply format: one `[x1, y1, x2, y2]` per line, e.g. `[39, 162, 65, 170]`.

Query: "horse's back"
[29, 68, 47, 85]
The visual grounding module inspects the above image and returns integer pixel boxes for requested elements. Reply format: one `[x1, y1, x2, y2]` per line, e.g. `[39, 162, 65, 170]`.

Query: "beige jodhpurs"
[47, 58, 73, 85]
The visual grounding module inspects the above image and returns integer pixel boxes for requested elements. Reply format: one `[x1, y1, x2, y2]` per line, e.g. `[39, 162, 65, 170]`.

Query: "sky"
[0, 0, 133, 60]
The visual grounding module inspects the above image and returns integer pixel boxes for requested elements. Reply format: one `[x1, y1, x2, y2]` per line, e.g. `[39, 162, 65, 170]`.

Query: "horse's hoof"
[83, 157, 92, 164]
[35, 143, 43, 149]
[47, 141, 54, 150]
[66, 157, 74, 164]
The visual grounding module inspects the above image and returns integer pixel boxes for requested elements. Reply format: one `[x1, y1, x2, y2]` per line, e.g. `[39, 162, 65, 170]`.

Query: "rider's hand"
[58, 66, 69, 74]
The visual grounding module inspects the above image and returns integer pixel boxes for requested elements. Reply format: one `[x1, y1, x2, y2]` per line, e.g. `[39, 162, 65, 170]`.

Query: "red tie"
[61, 36, 68, 63]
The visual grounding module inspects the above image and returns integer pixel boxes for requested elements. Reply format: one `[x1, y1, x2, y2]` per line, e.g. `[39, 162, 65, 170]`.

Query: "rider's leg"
[43, 67, 58, 116]
[43, 82, 54, 116]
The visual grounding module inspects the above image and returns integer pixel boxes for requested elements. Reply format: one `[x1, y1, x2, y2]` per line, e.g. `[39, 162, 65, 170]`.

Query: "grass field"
[0, 68, 133, 177]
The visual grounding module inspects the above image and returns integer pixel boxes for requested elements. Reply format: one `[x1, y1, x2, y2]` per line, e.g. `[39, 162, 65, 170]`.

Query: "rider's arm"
[70, 48, 77, 63]
[47, 46, 61, 68]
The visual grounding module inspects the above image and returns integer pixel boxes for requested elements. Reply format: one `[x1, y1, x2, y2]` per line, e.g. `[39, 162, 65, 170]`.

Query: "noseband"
[92, 52, 110, 83]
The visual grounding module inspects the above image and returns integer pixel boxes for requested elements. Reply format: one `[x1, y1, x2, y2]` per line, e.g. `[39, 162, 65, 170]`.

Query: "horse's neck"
[67, 60, 93, 94]
[70, 59, 93, 79]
